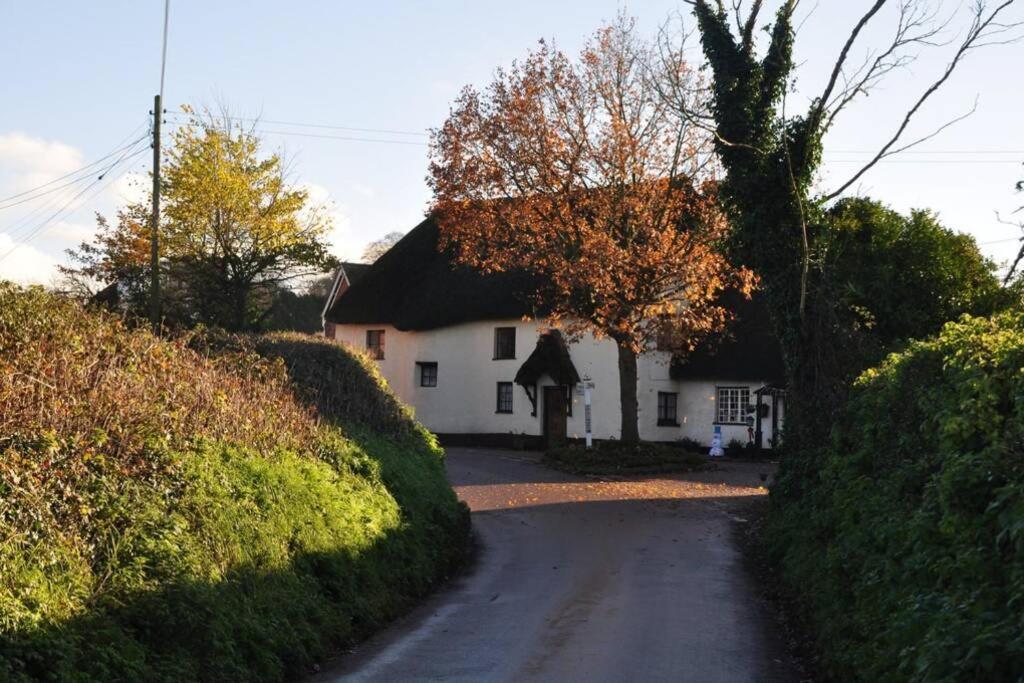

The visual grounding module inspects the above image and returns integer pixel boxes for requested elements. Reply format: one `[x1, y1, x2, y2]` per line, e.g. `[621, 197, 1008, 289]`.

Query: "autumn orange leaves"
[427, 15, 754, 443]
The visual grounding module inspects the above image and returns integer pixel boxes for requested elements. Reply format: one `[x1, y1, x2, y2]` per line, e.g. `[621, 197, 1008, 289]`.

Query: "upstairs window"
[716, 386, 750, 424]
[496, 382, 514, 413]
[418, 362, 438, 387]
[494, 327, 516, 360]
[366, 329, 385, 360]
[657, 392, 679, 426]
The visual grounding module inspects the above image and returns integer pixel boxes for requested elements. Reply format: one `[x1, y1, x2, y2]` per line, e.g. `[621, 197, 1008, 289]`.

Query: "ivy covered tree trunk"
[688, 1, 844, 496]
[616, 340, 640, 445]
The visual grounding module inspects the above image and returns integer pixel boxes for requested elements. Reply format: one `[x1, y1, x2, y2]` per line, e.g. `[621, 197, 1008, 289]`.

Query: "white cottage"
[323, 218, 785, 450]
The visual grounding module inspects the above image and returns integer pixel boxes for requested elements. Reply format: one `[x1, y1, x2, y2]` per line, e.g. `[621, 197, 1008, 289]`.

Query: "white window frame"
[716, 386, 750, 425]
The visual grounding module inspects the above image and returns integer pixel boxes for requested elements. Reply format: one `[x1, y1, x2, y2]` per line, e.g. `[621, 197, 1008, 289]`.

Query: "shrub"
[545, 440, 706, 475]
[0, 284, 468, 681]
[769, 311, 1024, 681]
[725, 438, 746, 455]
[677, 436, 704, 452]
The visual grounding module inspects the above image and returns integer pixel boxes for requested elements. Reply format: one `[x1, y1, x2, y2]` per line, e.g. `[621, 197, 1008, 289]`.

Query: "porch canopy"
[515, 330, 580, 416]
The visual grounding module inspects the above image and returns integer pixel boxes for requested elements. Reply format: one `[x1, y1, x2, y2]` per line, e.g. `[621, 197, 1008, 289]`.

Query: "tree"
[428, 17, 753, 444]
[362, 231, 405, 262]
[671, 0, 1021, 476]
[263, 274, 337, 333]
[64, 111, 338, 330]
[821, 198, 1003, 349]
[61, 204, 152, 312]
[1000, 167, 1024, 282]
[159, 112, 337, 330]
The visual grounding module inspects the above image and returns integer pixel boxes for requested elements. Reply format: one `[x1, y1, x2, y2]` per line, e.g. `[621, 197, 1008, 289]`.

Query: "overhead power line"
[828, 150, 1024, 155]
[163, 111, 429, 137]
[1, 137, 151, 240]
[0, 133, 151, 211]
[0, 143, 150, 263]
[0, 124, 149, 207]
[826, 160, 1022, 164]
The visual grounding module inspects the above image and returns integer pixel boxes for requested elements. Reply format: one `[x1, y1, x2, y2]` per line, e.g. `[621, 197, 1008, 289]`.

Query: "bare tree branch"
[823, 1, 953, 130]
[824, 0, 1021, 201]
[808, 0, 888, 132]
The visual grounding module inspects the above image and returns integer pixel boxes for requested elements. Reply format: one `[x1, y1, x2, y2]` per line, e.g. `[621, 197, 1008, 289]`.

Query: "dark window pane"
[419, 362, 437, 387]
[496, 382, 514, 413]
[657, 392, 678, 425]
[494, 327, 516, 359]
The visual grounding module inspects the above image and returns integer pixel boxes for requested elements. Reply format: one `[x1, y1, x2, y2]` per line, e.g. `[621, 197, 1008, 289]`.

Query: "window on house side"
[716, 386, 750, 424]
[418, 362, 437, 387]
[657, 392, 678, 426]
[494, 327, 516, 360]
[366, 329, 385, 360]
[496, 382, 514, 413]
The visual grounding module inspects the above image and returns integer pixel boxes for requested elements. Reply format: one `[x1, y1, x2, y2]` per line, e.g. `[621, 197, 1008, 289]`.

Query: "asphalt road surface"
[314, 448, 800, 683]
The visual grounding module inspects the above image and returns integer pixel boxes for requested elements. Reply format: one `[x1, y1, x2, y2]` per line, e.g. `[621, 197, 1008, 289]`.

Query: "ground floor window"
[657, 391, 679, 426]
[496, 382, 514, 413]
[716, 386, 750, 424]
[418, 362, 437, 387]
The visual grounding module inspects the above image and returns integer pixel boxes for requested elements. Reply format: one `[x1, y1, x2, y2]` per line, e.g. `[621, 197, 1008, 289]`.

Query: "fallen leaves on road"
[456, 473, 768, 512]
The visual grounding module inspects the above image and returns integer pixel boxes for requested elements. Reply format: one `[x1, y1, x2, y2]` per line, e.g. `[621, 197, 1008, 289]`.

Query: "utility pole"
[151, 0, 170, 331]
[150, 94, 161, 330]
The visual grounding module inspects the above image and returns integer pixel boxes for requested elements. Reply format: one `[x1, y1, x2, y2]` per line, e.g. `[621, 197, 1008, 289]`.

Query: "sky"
[1, 1, 1022, 287]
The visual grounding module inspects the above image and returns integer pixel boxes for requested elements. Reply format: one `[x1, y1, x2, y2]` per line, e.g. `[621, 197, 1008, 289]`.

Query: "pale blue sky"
[1, 1, 1021, 285]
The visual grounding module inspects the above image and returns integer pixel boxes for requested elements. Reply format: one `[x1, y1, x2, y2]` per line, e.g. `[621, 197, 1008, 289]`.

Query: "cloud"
[0, 132, 145, 280]
[0, 133, 84, 194]
[298, 182, 360, 262]
[0, 233, 60, 285]
[42, 219, 94, 243]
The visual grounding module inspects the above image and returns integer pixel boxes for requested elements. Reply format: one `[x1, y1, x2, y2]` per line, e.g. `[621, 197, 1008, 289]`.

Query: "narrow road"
[314, 448, 799, 682]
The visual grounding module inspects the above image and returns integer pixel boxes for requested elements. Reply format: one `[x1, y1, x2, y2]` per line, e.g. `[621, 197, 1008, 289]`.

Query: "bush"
[725, 438, 746, 455]
[769, 312, 1024, 681]
[0, 284, 469, 682]
[545, 440, 706, 475]
[677, 436, 704, 452]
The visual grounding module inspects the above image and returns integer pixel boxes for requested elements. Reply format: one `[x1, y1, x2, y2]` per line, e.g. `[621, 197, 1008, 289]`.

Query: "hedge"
[770, 312, 1024, 681]
[0, 284, 469, 682]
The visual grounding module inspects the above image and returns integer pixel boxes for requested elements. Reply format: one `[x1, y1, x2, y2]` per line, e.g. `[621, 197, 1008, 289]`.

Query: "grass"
[544, 441, 709, 475]
[0, 284, 469, 682]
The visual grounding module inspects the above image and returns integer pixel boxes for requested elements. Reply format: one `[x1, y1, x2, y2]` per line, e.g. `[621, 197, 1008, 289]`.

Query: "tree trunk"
[233, 286, 249, 331]
[616, 340, 640, 445]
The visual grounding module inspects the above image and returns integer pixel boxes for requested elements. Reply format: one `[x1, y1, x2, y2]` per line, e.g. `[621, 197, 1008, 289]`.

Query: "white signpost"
[581, 377, 594, 448]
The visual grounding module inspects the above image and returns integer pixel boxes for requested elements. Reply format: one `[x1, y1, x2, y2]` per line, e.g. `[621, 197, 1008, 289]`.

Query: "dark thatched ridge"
[325, 218, 540, 331]
[515, 329, 581, 386]
[670, 290, 786, 383]
[340, 261, 371, 287]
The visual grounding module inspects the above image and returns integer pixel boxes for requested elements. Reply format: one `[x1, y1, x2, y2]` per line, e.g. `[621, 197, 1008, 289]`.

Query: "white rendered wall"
[332, 319, 782, 446]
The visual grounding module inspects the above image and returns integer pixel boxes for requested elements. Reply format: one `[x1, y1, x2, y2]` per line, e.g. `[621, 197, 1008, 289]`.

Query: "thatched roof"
[515, 330, 581, 386]
[327, 217, 785, 386]
[341, 261, 371, 286]
[670, 290, 786, 384]
[325, 217, 540, 331]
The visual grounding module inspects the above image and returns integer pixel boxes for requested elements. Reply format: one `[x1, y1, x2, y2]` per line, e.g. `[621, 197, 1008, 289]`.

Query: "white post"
[583, 379, 593, 449]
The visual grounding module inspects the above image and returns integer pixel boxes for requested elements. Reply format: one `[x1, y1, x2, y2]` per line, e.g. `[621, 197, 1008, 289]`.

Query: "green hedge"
[770, 312, 1024, 681]
[0, 285, 469, 681]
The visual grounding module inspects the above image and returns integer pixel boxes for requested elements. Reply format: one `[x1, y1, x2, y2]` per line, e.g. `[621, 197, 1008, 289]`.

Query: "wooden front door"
[543, 385, 567, 448]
